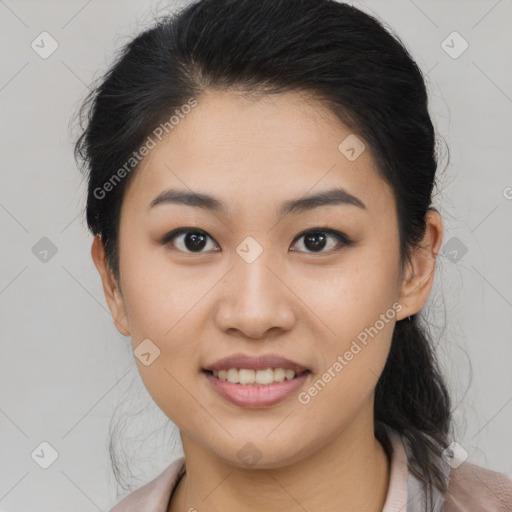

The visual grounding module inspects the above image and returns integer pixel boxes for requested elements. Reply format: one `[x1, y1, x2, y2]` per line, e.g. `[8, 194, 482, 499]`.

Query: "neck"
[169, 416, 390, 512]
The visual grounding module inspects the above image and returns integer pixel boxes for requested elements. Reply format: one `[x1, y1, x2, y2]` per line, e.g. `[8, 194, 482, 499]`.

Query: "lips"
[203, 353, 309, 374]
[203, 369, 311, 408]
[202, 353, 312, 407]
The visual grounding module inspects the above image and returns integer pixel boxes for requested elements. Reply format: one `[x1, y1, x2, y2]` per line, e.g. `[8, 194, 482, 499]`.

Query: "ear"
[91, 235, 131, 337]
[396, 209, 443, 321]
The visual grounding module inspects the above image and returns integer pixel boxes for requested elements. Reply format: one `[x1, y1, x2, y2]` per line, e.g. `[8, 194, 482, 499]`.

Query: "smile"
[203, 369, 311, 408]
[208, 367, 308, 385]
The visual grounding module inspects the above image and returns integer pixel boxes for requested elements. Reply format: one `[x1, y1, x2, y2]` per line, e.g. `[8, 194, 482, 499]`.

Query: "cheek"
[305, 246, 400, 330]
[121, 262, 208, 424]
[117, 261, 208, 421]
[296, 243, 400, 387]
[296, 257, 398, 424]
[118, 236, 204, 340]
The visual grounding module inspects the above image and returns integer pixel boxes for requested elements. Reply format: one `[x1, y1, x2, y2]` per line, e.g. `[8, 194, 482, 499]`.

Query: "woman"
[74, 0, 512, 510]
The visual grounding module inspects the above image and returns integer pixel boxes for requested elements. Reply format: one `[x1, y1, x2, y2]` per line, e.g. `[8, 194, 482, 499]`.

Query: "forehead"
[171, 89, 351, 157]
[123, 89, 391, 217]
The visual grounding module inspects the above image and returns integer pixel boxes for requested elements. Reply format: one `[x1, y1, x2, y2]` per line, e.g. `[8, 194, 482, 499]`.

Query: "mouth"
[202, 368, 311, 385]
[202, 368, 312, 408]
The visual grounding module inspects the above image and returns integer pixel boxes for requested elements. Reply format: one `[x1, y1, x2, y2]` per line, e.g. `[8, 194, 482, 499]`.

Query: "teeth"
[239, 369, 255, 385]
[273, 368, 286, 382]
[212, 368, 299, 385]
[284, 369, 295, 381]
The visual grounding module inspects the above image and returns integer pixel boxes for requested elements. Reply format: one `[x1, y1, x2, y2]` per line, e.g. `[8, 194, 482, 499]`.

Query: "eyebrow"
[148, 187, 366, 215]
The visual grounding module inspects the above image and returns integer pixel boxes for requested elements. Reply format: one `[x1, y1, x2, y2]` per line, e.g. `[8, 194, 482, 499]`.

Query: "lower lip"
[203, 371, 310, 408]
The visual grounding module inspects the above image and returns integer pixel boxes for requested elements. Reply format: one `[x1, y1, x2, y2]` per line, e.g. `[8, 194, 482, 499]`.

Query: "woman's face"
[96, 89, 418, 467]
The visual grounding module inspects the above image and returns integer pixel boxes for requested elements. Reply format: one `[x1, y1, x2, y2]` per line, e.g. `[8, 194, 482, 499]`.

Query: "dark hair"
[74, 0, 453, 508]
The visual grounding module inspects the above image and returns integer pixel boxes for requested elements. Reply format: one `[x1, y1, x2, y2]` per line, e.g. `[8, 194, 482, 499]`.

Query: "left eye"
[290, 229, 352, 253]
[161, 228, 353, 254]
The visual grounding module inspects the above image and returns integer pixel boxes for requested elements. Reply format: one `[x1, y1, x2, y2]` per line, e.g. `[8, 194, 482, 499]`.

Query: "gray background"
[1, 0, 511, 510]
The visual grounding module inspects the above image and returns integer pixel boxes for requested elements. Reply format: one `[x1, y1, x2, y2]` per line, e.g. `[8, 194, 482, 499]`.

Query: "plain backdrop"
[1, 0, 511, 510]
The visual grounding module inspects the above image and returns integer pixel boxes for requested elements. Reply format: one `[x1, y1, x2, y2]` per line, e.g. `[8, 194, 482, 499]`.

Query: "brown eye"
[291, 229, 353, 254]
[161, 228, 219, 253]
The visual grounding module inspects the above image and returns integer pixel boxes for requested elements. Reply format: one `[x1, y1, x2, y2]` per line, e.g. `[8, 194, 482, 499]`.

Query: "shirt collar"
[379, 422, 451, 512]
[112, 422, 452, 512]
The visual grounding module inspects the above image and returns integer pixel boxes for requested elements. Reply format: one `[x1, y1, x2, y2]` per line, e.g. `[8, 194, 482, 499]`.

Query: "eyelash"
[160, 227, 355, 255]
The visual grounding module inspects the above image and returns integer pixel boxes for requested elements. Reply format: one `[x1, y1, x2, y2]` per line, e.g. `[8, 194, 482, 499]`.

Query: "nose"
[214, 249, 296, 339]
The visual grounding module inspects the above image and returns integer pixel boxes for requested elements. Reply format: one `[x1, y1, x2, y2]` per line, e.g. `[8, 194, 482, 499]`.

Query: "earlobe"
[396, 210, 443, 321]
[90, 235, 131, 337]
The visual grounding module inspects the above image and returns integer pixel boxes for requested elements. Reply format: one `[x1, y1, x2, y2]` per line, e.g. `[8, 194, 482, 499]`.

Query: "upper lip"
[203, 353, 310, 373]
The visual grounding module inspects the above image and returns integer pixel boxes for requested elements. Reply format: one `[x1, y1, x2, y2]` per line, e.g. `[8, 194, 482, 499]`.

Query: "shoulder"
[109, 457, 186, 512]
[379, 421, 512, 512]
[443, 459, 512, 512]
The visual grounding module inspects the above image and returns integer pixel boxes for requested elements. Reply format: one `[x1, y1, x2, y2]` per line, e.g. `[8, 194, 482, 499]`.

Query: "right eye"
[160, 228, 220, 253]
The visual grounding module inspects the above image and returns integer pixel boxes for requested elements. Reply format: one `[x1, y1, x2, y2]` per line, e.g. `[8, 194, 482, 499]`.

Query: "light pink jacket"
[109, 424, 512, 511]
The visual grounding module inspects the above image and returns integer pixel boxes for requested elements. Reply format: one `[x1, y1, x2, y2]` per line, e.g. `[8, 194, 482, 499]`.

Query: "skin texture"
[91, 89, 443, 512]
